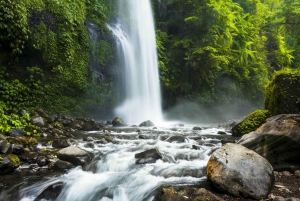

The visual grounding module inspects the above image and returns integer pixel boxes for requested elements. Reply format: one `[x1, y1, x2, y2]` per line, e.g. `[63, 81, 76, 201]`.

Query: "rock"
[232, 109, 271, 136]
[0, 140, 11, 154]
[83, 136, 94, 141]
[52, 139, 71, 148]
[294, 170, 300, 178]
[166, 136, 187, 143]
[139, 120, 155, 127]
[35, 108, 49, 118]
[19, 152, 39, 164]
[8, 128, 26, 136]
[34, 181, 64, 201]
[112, 117, 127, 127]
[84, 142, 95, 148]
[153, 186, 224, 201]
[56, 146, 94, 166]
[207, 143, 274, 199]
[11, 144, 24, 155]
[135, 148, 162, 164]
[0, 134, 5, 140]
[82, 120, 100, 131]
[265, 70, 300, 115]
[192, 127, 202, 131]
[67, 120, 84, 129]
[48, 160, 75, 171]
[0, 154, 20, 174]
[37, 156, 50, 167]
[217, 131, 226, 135]
[31, 116, 45, 127]
[237, 114, 300, 171]
[19, 109, 29, 116]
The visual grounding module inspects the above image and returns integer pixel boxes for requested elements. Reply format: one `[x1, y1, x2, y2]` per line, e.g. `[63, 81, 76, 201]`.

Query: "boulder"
[52, 139, 71, 148]
[56, 146, 94, 166]
[37, 156, 50, 167]
[11, 144, 24, 155]
[232, 109, 271, 136]
[265, 69, 300, 115]
[139, 120, 155, 127]
[67, 120, 84, 129]
[0, 154, 20, 174]
[207, 143, 274, 199]
[112, 117, 127, 127]
[237, 114, 300, 171]
[192, 127, 202, 131]
[35, 108, 49, 118]
[82, 120, 100, 131]
[48, 160, 75, 171]
[31, 116, 45, 127]
[135, 148, 162, 164]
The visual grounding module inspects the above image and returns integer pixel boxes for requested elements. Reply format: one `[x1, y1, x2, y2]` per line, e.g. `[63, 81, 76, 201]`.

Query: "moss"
[0, 155, 3, 162]
[7, 154, 20, 167]
[265, 68, 300, 115]
[232, 109, 271, 136]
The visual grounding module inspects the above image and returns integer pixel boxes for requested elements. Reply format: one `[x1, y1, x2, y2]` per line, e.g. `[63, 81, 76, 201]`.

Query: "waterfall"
[107, 0, 163, 124]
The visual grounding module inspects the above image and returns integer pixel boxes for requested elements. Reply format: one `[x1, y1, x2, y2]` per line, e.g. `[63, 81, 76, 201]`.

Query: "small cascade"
[107, 0, 163, 125]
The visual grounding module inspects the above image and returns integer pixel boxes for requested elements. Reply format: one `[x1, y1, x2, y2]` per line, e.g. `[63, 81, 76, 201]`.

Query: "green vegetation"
[232, 109, 271, 136]
[265, 68, 300, 115]
[154, 0, 299, 109]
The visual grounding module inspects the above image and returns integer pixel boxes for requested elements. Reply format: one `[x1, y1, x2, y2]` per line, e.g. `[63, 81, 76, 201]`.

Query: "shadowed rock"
[135, 148, 162, 164]
[237, 114, 300, 171]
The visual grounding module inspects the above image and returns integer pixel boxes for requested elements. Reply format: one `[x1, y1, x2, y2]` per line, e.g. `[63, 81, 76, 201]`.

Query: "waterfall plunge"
[108, 0, 163, 124]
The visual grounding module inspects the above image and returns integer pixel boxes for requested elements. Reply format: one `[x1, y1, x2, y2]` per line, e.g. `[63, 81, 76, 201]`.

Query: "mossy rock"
[7, 154, 20, 167]
[265, 68, 300, 115]
[7, 136, 38, 147]
[232, 110, 271, 137]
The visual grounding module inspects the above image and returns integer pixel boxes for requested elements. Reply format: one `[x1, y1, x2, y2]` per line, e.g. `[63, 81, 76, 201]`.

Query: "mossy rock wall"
[232, 109, 271, 136]
[265, 69, 300, 115]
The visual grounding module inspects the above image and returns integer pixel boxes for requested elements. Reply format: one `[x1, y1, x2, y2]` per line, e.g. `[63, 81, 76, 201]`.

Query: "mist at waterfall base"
[108, 0, 163, 125]
[163, 98, 258, 124]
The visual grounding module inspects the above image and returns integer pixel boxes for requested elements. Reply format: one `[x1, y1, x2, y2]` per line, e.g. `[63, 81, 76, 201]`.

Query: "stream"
[0, 124, 238, 201]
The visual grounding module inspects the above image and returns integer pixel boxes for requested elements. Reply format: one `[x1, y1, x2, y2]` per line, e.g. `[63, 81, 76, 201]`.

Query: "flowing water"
[5, 126, 234, 201]
[107, 0, 163, 124]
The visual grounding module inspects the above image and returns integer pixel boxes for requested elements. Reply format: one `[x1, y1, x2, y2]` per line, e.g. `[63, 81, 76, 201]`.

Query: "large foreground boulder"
[56, 146, 94, 166]
[0, 154, 20, 175]
[207, 143, 274, 199]
[238, 114, 300, 171]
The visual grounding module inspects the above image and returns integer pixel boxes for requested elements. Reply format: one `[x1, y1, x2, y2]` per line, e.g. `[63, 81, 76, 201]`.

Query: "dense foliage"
[0, 0, 115, 116]
[154, 0, 299, 109]
[1, 0, 300, 118]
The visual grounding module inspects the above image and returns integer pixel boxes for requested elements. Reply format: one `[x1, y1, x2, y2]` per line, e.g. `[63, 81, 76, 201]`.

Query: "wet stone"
[135, 148, 162, 164]
[19, 152, 39, 164]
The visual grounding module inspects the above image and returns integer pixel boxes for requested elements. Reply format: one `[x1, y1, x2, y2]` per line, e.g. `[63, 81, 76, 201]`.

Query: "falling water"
[107, 0, 163, 124]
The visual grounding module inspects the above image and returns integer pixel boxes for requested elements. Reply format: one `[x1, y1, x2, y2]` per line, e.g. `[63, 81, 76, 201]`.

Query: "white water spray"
[108, 0, 163, 124]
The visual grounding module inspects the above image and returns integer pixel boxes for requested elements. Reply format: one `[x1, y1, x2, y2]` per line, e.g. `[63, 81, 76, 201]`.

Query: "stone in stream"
[112, 117, 127, 127]
[56, 146, 94, 166]
[139, 120, 155, 127]
[135, 148, 162, 164]
[19, 152, 39, 164]
[0, 140, 11, 154]
[207, 143, 274, 199]
[48, 160, 75, 171]
[166, 136, 187, 143]
[192, 127, 202, 131]
[51, 139, 71, 148]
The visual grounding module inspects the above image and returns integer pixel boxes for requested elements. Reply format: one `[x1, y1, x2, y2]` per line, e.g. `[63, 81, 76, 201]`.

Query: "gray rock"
[37, 156, 50, 167]
[0, 140, 11, 154]
[112, 117, 127, 127]
[52, 139, 71, 148]
[31, 116, 45, 127]
[207, 143, 274, 199]
[19, 152, 39, 164]
[0, 154, 20, 175]
[166, 136, 187, 143]
[135, 148, 162, 164]
[82, 120, 100, 131]
[237, 114, 300, 171]
[35, 108, 49, 118]
[139, 120, 155, 127]
[192, 127, 202, 131]
[56, 146, 94, 166]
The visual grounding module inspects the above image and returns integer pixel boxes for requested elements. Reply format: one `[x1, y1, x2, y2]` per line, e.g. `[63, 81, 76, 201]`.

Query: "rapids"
[0, 125, 236, 201]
